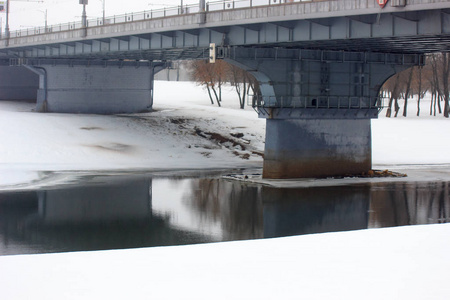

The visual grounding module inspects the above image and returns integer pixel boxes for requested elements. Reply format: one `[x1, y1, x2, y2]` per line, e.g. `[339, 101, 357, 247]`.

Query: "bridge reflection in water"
[0, 175, 448, 255]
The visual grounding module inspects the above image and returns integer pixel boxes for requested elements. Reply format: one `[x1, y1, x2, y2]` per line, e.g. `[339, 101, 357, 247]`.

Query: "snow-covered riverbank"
[0, 81, 449, 299]
[1, 81, 449, 189]
[1, 223, 449, 300]
[0, 81, 265, 188]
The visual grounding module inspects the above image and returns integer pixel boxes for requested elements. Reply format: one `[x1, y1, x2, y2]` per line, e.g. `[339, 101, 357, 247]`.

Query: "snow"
[373, 104, 450, 167]
[0, 81, 265, 189]
[0, 224, 449, 300]
[0, 80, 449, 299]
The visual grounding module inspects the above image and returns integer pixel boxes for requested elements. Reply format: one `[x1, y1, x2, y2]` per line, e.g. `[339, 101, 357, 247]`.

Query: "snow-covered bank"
[0, 81, 265, 188]
[1, 80, 449, 189]
[372, 118, 450, 167]
[1, 223, 449, 300]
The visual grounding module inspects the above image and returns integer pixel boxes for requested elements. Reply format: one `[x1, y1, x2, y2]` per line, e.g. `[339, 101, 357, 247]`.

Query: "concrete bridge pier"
[0, 66, 39, 101]
[225, 48, 422, 179]
[24, 60, 167, 114]
[263, 118, 372, 179]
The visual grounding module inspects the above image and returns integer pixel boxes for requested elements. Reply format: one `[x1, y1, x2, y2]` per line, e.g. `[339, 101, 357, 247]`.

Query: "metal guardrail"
[249, 95, 384, 110]
[218, 46, 424, 65]
[3, 0, 321, 39]
[2, 0, 447, 40]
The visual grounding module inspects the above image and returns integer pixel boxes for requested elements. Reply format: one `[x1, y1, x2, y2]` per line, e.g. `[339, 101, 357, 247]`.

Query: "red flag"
[377, 0, 389, 8]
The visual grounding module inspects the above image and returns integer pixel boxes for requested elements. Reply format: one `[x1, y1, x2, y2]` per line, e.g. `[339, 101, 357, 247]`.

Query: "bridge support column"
[0, 66, 39, 101]
[224, 47, 422, 178]
[25, 61, 166, 114]
[263, 118, 371, 179]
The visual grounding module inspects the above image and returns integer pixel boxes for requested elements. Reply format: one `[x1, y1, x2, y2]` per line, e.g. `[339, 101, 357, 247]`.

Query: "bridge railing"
[4, 0, 321, 39]
[250, 95, 384, 112]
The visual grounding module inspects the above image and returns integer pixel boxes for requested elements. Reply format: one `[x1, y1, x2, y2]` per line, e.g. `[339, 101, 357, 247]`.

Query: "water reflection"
[261, 185, 370, 237]
[182, 179, 263, 240]
[369, 182, 450, 227]
[0, 175, 448, 255]
[0, 178, 214, 255]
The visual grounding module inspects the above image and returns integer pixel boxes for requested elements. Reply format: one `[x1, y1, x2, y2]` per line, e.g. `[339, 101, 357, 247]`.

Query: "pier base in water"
[263, 118, 372, 179]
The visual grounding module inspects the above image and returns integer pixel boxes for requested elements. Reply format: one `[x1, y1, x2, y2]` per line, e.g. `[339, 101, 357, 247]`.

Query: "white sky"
[1, 0, 199, 30]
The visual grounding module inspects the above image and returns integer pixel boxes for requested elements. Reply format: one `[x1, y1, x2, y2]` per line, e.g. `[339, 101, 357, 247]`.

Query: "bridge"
[0, 0, 449, 179]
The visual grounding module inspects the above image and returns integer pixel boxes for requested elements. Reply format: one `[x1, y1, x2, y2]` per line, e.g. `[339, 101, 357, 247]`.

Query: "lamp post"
[80, 0, 88, 28]
[79, 0, 88, 36]
[37, 9, 47, 32]
[102, 0, 105, 24]
[5, 0, 9, 39]
[199, 0, 205, 24]
[3, 0, 44, 44]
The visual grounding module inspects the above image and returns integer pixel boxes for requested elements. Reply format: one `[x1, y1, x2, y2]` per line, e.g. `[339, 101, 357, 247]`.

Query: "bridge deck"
[0, 0, 449, 62]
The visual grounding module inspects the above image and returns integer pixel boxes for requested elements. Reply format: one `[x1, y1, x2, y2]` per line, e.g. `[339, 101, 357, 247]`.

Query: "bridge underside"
[0, 66, 39, 101]
[0, 60, 167, 114]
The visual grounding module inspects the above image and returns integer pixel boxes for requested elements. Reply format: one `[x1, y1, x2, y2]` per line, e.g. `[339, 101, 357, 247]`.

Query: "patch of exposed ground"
[332, 169, 407, 179]
[193, 127, 262, 159]
[80, 127, 103, 131]
[360, 169, 407, 178]
[124, 115, 263, 160]
[85, 143, 134, 153]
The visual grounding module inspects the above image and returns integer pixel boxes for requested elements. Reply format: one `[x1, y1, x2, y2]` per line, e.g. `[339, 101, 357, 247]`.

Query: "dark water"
[0, 173, 448, 255]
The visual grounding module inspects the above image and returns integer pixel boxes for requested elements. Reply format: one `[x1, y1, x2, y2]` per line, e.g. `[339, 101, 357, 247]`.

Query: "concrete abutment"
[21, 61, 167, 114]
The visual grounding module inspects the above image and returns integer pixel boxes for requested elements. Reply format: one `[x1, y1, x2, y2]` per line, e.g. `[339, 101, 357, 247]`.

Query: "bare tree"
[188, 60, 228, 107]
[210, 60, 228, 105]
[381, 53, 450, 117]
[427, 53, 450, 117]
[228, 64, 247, 109]
[188, 60, 260, 109]
[385, 73, 401, 118]
[227, 64, 259, 109]
[429, 54, 442, 116]
[441, 53, 450, 118]
[411, 65, 430, 117]
[188, 60, 215, 105]
[402, 67, 415, 117]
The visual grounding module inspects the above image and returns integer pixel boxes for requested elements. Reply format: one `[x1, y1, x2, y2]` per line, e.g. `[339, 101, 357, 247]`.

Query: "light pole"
[4, 0, 44, 42]
[80, 0, 87, 28]
[80, 0, 88, 36]
[199, 0, 205, 24]
[5, 0, 9, 39]
[102, 0, 105, 24]
[37, 9, 47, 32]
